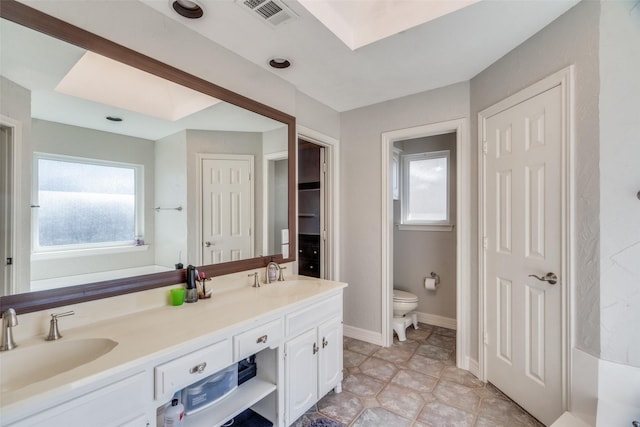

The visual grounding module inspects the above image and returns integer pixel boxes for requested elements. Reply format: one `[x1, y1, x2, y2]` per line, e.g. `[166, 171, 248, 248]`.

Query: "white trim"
[467, 357, 480, 379]
[31, 244, 149, 261]
[415, 311, 456, 330]
[195, 153, 255, 265]
[397, 224, 454, 232]
[296, 125, 340, 281]
[381, 118, 471, 372]
[262, 150, 288, 257]
[477, 66, 574, 414]
[0, 115, 23, 295]
[343, 324, 384, 346]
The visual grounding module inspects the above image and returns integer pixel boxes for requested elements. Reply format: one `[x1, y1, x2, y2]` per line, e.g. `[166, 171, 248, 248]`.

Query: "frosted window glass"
[407, 157, 447, 221]
[37, 158, 136, 247]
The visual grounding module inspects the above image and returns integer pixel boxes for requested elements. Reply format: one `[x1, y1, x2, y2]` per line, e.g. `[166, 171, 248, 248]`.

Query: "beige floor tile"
[416, 344, 452, 361]
[406, 353, 446, 377]
[433, 380, 481, 413]
[358, 357, 398, 382]
[417, 400, 475, 427]
[440, 366, 485, 388]
[346, 340, 380, 356]
[342, 373, 385, 397]
[351, 407, 412, 427]
[377, 383, 425, 419]
[317, 391, 363, 426]
[343, 349, 368, 368]
[391, 369, 438, 393]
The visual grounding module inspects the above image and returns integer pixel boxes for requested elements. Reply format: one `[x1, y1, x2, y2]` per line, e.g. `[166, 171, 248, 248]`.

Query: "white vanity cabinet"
[284, 294, 343, 426]
[6, 372, 150, 427]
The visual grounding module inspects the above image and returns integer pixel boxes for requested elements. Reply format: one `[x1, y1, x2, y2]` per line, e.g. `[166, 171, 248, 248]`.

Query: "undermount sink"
[0, 338, 118, 393]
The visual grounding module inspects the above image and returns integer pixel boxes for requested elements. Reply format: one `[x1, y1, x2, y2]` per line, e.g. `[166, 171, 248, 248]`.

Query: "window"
[401, 150, 450, 227]
[33, 154, 143, 252]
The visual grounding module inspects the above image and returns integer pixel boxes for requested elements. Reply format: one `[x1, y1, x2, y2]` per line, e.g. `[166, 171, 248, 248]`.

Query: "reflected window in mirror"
[33, 153, 143, 252]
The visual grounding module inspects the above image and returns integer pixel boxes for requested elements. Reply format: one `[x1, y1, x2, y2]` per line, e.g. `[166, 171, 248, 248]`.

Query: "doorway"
[297, 139, 325, 278]
[381, 119, 470, 370]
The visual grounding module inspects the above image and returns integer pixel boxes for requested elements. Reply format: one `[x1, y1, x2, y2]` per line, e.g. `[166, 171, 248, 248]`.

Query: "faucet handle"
[2, 308, 18, 326]
[278, 266, 287, 281]
[248, 272, 261, 288]
[46, 311, 75, 341]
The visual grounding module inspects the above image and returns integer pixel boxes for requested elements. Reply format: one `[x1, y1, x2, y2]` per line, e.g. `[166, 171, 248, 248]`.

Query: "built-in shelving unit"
[184, 377, 276, 427]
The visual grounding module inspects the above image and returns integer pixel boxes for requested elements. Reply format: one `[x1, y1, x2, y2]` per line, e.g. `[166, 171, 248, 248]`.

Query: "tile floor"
[292, 323, 544, 427]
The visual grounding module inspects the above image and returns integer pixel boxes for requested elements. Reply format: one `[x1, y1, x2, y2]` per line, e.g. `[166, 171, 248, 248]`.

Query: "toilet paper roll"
[424, 277, 438, 291]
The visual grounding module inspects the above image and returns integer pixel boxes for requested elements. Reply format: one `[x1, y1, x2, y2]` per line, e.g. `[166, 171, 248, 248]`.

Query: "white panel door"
[484, 85, 563, 425]
[201, 156, 253, 264]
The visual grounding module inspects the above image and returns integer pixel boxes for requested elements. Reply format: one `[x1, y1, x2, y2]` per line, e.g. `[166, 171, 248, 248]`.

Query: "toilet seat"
[393, 290, 418, 303]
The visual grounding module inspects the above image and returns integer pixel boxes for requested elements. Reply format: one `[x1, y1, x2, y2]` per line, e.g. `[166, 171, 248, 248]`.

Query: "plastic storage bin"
[182, 364, 238, 415]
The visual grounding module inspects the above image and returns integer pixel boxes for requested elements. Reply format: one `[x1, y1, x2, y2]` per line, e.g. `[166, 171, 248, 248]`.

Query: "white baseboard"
[467, 357, 480, 378]
[416, 312, 457, 330]
[343, 324, 384, 346]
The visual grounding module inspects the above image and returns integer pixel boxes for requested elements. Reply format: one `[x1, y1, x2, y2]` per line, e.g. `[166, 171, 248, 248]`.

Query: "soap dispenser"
[266, 257, 279, 284]
[185, 265, 198, 303]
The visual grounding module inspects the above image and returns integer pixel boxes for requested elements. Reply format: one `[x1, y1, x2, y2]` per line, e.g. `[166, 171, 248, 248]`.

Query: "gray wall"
[598, 0, 640, 367]
[30, 119, 156, 280]
[393, 133, 457, 319]
[340, 82, 469, 335]
[470, 0, 601, 359]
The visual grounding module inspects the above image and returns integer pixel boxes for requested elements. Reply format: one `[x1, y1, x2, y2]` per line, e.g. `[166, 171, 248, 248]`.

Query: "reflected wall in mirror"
[0, 0, 296, 312]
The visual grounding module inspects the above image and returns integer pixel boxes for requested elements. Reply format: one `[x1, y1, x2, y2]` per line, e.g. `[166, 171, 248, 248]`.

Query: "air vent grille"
[238, 0, 297, 28]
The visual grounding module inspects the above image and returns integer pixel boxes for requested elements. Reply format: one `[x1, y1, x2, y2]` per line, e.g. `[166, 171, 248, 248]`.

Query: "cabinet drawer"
[286, 294, 342, 338]
[233, 318, 283, 361]
[8, 372, 147, 427]
[155, 339, 231, 401]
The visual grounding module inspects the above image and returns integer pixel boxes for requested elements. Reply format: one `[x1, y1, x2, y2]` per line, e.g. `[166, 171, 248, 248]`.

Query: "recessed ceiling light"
[106, 116, 123, 122]
[269, 58, 291, 69]
[172, 0, 204, 19]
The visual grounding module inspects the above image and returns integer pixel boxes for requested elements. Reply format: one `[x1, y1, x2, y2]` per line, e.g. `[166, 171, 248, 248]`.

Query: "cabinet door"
[285, 328, 318, 425]
[318, 316, 343, 397]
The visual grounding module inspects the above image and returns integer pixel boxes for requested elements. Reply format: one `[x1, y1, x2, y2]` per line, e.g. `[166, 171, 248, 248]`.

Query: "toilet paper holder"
[429, 272, 440, 286]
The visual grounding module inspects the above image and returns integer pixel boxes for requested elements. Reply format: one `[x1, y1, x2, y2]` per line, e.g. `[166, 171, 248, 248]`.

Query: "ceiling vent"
[238, 0, 298, 28]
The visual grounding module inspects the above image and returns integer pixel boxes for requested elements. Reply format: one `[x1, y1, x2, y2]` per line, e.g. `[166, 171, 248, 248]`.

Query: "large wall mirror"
[0, 0, 296, 313]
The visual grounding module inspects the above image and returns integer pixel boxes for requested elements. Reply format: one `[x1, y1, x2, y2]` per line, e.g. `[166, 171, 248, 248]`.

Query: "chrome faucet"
[265, 258, 280, 284]
[1, 308, 18, 351]
[46, 311, 75, 341]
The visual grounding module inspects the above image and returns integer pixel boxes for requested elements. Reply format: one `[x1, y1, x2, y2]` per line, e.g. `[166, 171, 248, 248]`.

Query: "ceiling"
[138, 0, 580, 112]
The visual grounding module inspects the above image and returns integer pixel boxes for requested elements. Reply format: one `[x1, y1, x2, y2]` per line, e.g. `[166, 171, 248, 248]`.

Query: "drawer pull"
[313, 342, 319, 355]
[189, 362, 207, 374]
[256, 335, 268, 344]
[322, 337, 328, 348]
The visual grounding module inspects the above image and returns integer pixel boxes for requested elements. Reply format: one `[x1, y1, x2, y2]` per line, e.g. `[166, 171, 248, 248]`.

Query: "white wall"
[598, 0, 640, 367]
[393, 133, 457, 320]
[0, 76, 31, 293]
[30, 119, 156, 280]
[470, 0, 601, 361]
[340, 82, 469, 338]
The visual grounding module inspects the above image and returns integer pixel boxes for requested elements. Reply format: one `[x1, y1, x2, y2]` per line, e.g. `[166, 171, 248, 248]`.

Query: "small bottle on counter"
[164, 398, 185, 427]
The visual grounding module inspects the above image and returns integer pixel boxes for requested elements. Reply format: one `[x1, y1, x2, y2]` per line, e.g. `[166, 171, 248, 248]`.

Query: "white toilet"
[393, 289, 419, 341]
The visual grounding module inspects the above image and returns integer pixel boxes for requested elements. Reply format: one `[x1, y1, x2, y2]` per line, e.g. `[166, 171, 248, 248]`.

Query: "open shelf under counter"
[183, 377, 276, 427]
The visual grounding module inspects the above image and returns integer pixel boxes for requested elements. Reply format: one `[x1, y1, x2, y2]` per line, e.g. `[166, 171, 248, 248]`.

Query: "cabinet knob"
[322, 337, 328, 348]
[313, 342, 318, 355]
[189, 362, 207, 374]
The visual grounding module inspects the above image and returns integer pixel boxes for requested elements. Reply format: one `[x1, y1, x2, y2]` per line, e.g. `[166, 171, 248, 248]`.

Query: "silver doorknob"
[204, 241, 213, 247]
[528, 272, 558, 285]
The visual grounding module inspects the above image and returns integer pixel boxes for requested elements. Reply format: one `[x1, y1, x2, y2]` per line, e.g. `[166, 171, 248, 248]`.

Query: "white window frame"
[31, 152, 145, 256]
[400, 150, 452, 231]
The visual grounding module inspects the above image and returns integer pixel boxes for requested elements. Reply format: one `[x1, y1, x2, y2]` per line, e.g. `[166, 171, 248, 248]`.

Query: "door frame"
[297, 126, 340, 280]
[477, 66, 575, 410]
[195, 153, 255, 265]
[0, 115, 23, 296]
[381, 118, 471, 370]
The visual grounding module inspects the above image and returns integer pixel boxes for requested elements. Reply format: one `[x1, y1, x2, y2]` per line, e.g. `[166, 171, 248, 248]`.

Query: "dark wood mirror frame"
[0, 0, 297, 314]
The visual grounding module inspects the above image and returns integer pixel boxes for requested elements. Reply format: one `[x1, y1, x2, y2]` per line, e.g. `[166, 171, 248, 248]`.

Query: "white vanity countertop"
[0, 276, 347, 417]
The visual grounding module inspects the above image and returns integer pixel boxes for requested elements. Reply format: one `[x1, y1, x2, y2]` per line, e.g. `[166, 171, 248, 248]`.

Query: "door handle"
[204, 241, 213, 247]
[528, 272, 558, 285]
